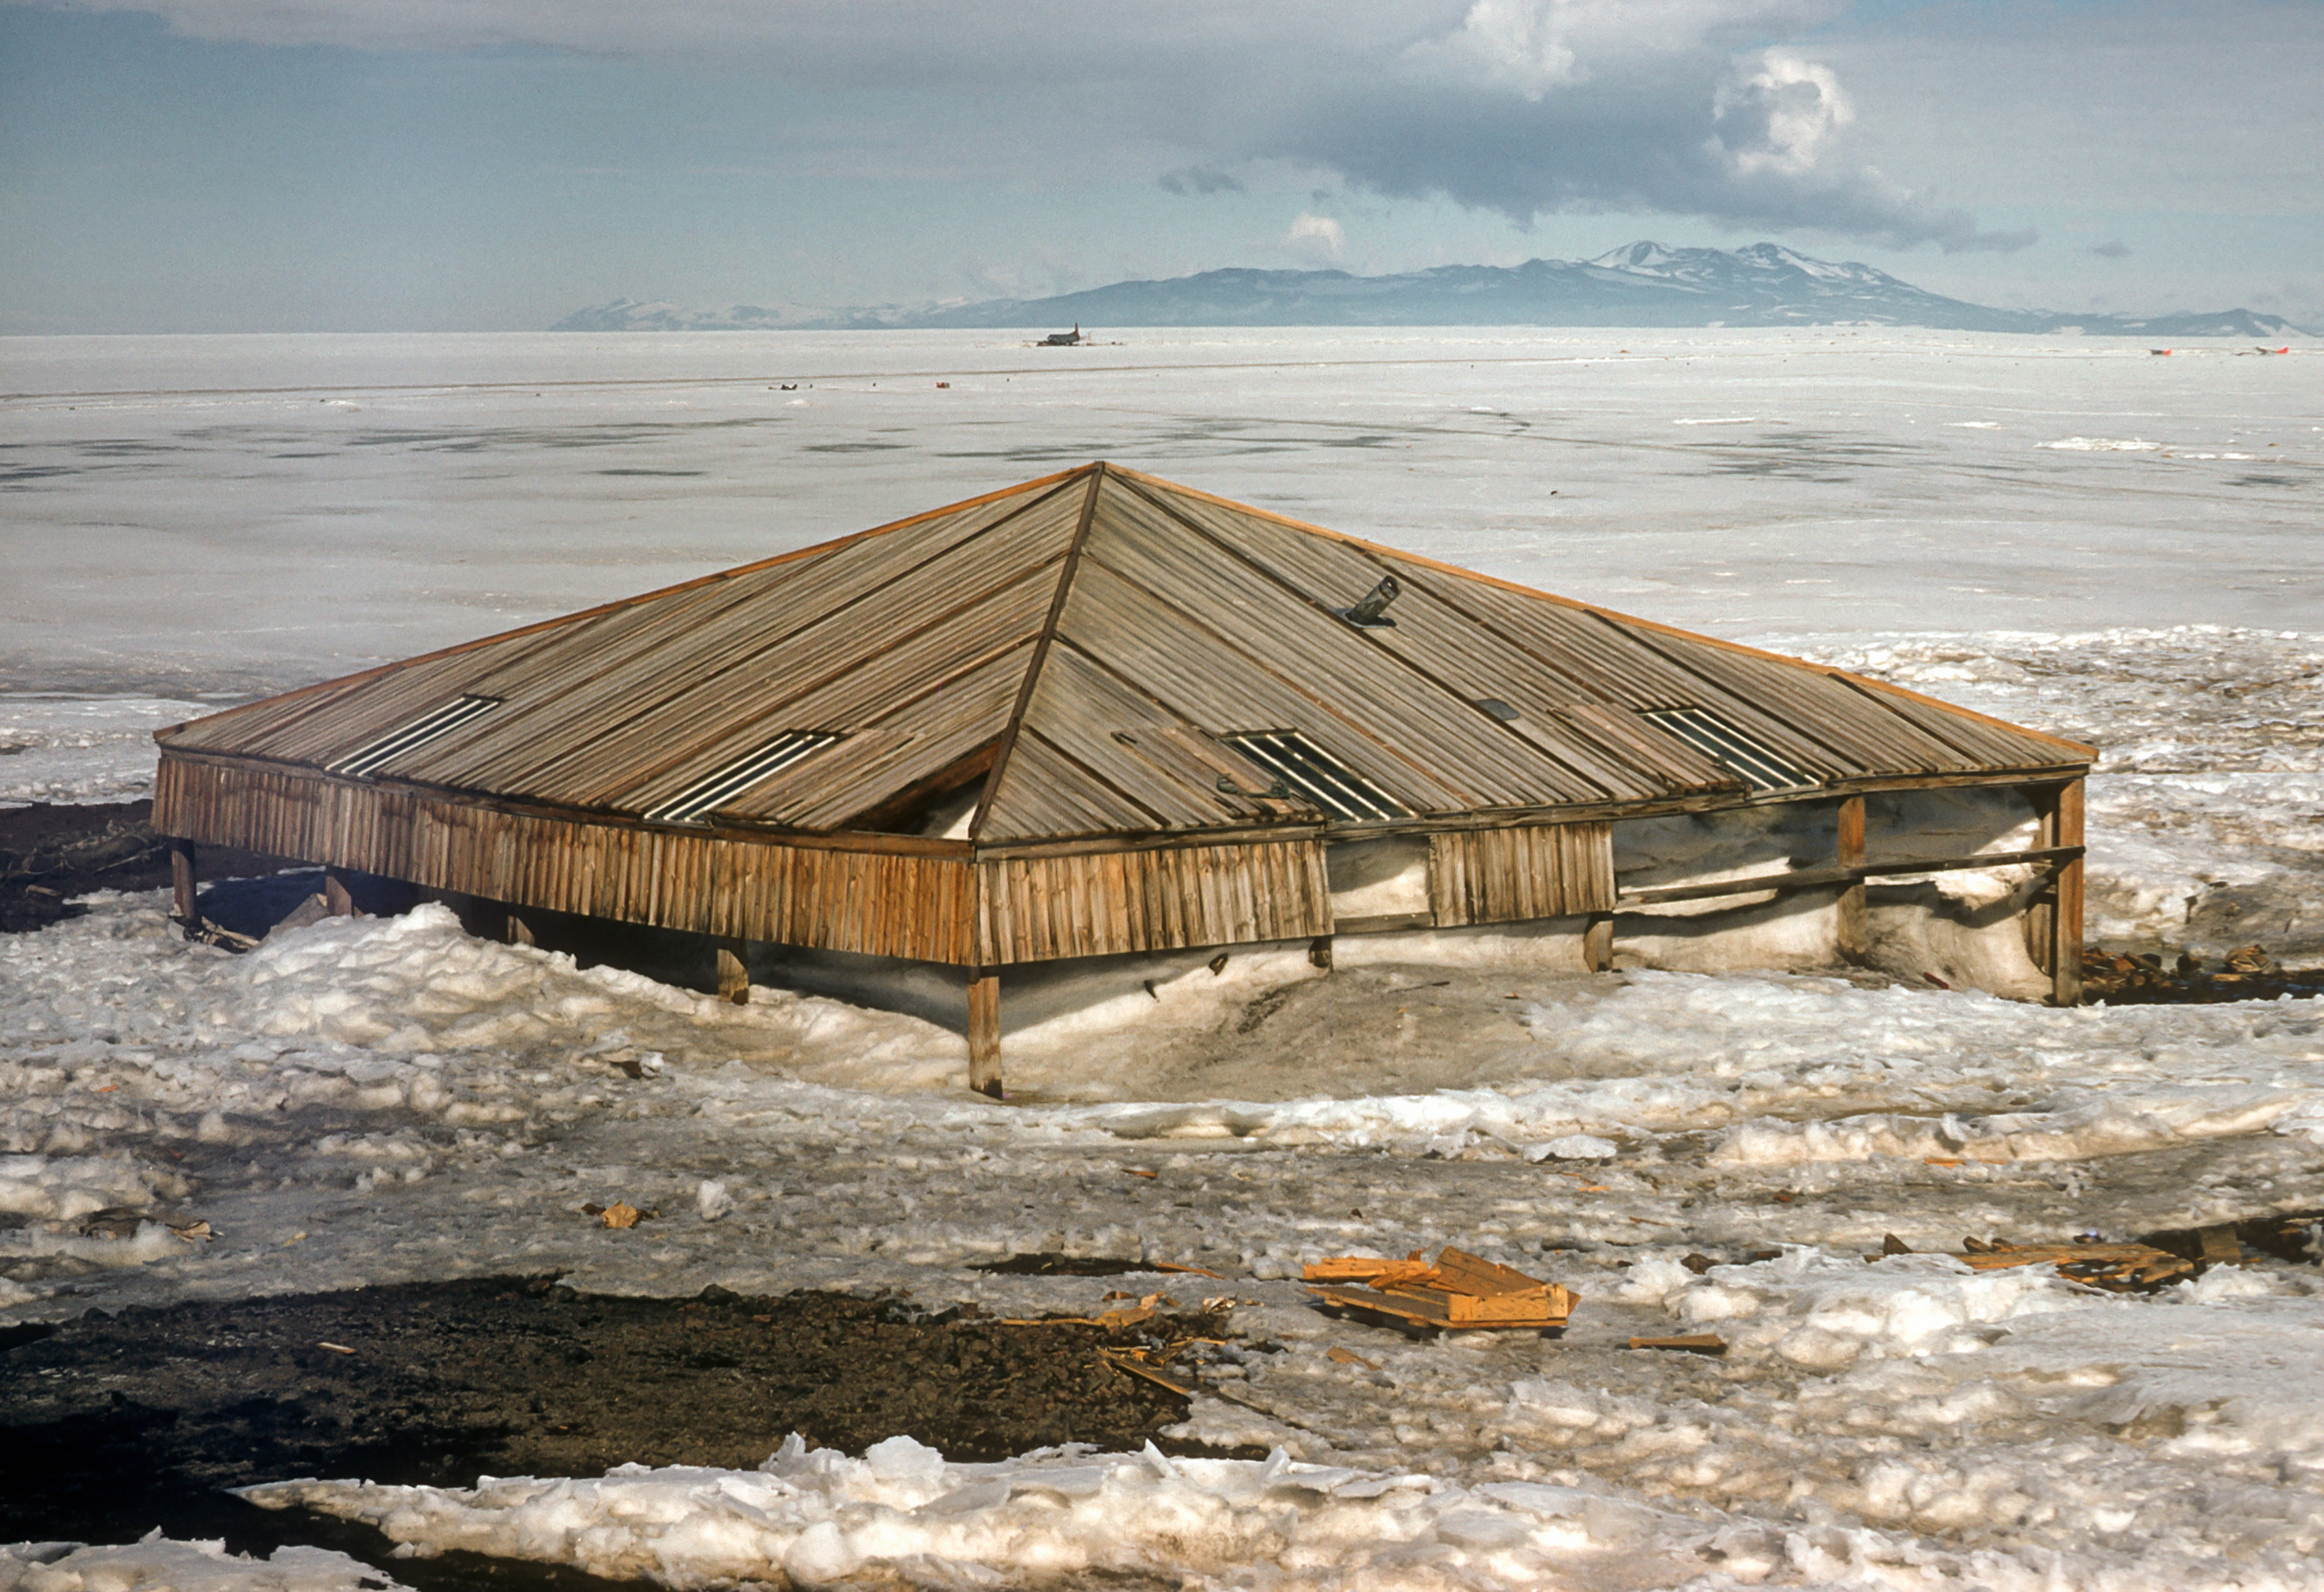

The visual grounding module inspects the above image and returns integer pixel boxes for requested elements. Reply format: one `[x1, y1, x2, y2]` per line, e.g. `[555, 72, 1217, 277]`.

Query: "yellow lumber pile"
[1303, 1247, 1573, 1332]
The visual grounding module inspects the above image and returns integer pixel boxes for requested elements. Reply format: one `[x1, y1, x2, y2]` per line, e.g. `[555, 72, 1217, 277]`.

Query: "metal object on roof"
[156, 462, 2093, 849]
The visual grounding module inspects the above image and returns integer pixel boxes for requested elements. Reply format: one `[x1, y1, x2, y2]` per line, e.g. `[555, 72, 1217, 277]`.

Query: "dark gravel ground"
[0, 799, 296, 932]
[2, 1280, 1229, 1588]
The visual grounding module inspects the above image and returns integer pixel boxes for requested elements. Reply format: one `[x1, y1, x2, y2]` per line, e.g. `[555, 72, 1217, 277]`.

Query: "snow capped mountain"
[556, 245, 2311, 336]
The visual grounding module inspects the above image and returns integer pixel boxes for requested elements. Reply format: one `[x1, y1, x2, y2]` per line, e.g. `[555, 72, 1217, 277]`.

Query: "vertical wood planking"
[153, 755, 975, 962]
[973, 838, 1330, 964]
[1428, 822, 1614, 926]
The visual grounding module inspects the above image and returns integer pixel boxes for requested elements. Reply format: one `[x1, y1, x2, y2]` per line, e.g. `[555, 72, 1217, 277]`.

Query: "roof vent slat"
[327, 694, 503, 778]
[1221, 731, 1409, 822]
[1640, 706, 1812, 792]
[645, 731, 843, 825]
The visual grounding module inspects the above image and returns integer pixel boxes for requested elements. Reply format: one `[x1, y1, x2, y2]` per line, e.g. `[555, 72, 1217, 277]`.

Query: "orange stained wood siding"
[154, 754, 974, 962]
[974, 838, 1331, 965]
[1428, 821, 1615, 927]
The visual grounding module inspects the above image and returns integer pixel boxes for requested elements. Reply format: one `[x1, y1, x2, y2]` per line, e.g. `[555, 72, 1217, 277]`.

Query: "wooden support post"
[1835, 795, 1867, 965]
[968, 971, 1002, 1098]
[169, 840, 198, 924]
[323, 868, 354, 917]
[506, 913, 535, 948]
[1308, 935, 1335, 971]
[1582, 912, 1614, 974]
[2044, 780, 2085, 1006]
[716, 940, 749, 1005]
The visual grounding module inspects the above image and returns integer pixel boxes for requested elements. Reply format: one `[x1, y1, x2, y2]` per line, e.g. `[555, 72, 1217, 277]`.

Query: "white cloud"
[1281, 211, 1348, 263]
[1714, 51, 1852, 176]
[1417, 0, 1824, 99]
[36, 0, 2029, 251]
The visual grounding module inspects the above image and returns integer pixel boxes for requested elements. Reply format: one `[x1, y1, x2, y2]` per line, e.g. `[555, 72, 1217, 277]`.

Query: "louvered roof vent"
[1220, 731, 1408, 821]
[327, 694, 503, 777]
[1641, 706, 1812, 792]
[645, 731, 843, 825]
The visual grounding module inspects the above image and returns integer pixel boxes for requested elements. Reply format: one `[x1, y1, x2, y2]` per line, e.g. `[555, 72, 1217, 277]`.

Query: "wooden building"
[152, 463, 2092, 1093]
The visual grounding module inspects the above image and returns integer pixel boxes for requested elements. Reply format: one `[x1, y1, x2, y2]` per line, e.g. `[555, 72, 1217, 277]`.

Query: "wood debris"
[2082, 942, 2322, 1004]
[1897, 1235, 2200, 1292]
[1629, 1334, 1727, 1354]
[584, 1201, 654, 1229]
[1326, 1345, 1381, 1369]
[1098, 1347, 1197, 1397]
[1303, 1247, 1575, 1332]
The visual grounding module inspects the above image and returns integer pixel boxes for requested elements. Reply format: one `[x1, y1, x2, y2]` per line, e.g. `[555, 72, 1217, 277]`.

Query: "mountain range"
[552, 242, 2307, 339]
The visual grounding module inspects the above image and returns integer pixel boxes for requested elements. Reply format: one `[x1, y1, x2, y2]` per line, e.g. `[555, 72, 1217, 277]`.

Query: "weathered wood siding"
[154, 754, 974, 962]
[975, 839, 1330, 965]
[1428, 821, 1614, 927]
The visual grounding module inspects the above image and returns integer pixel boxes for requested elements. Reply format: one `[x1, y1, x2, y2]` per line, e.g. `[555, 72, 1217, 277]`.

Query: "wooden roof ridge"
[1104, 464, 2096, 762]
[967, 465, 1108, 842]
[151, 466, 1087, 747]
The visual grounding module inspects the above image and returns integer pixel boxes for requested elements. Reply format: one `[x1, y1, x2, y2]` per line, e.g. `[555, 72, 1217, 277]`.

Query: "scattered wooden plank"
[1628, 1334, 1727, 1355]
[1099, 1349, 1196, 1396]
[1302, 1247, 1574, 1332]
[1948, 1237, 2194, 1291]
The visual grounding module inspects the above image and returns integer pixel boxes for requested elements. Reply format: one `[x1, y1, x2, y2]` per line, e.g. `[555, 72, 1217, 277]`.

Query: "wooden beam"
[1836, 795, 1867, 965]
[506, 912, 535, 948]
[716, 939, 749, 1004]
[1617, 846, 2083, 909]
[1583, 912, 1614, 973]
[964, 767, 2095, 861]
[170, 840, 198, 924]
[161, 743, 2088, 865]
[968, 971, 1002, 1098]
[323, 868, 354, 917]
[1333, 910, 1435, 936]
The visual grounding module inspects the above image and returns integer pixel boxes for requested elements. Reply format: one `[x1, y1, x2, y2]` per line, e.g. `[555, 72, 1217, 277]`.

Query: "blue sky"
[3, 0, 2318, 332]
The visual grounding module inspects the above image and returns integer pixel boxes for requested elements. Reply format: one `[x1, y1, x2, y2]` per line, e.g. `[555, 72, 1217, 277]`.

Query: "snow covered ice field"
[3, 327, 2322, 1589]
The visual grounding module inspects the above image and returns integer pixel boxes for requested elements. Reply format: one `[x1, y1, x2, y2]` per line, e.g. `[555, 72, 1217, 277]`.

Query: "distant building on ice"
[153, 463, 2092, 1094]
